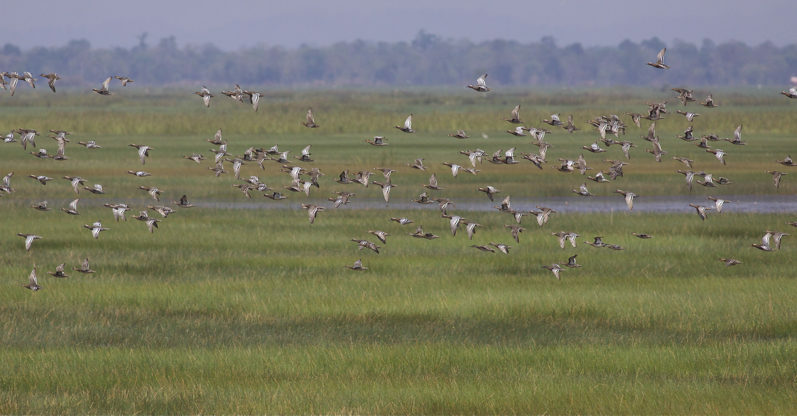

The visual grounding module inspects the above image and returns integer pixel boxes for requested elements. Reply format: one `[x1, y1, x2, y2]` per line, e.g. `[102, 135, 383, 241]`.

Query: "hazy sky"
[4, 0, 794, 50]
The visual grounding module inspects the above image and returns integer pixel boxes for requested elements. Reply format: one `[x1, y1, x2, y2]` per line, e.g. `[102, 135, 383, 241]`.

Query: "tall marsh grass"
[0, 90, 795, 413]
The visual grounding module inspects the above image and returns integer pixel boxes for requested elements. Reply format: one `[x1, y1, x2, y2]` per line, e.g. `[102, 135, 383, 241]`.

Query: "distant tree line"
[1, 31, 795, 87]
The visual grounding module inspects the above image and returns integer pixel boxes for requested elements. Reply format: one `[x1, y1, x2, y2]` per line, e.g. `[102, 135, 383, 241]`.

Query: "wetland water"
[22, 195, 795, 214]
[195, 194, 797, 214]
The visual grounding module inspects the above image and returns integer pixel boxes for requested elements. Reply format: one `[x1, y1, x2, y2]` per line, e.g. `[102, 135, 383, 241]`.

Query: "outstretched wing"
[476, 73, 487, 87]
[29, 268, 38, 286]
[625, 193, 635, 210]
[511, 105, 520, 120]
[656, 48, 666, 64]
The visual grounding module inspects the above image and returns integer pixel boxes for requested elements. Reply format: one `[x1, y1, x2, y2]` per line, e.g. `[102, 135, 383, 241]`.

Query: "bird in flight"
[467, 73, 490, 92]
[302, 204, 324, 224]
[505, 105, 522, 124]
[73, 258, 95, 274]
[647, 48, 670, 69]
[49, 263, 69, 278]
[194, 86, 213, 107]
[615, 189, 637, 210]
[542, 263, 564, 280]
[720, 258, 741, 266]
[17, 233, 42, 251]
[83, 221, 110, 239]
[346, 259, 368, 271]
[40, 73, 61, 92]
[129, 143, 153, 164]
[115, 76, 134, 86]
[23, 266, 42, 291]
[303, 108, 319, 128]
[93, 77, 112, 95]
[395, 114, 414, 133]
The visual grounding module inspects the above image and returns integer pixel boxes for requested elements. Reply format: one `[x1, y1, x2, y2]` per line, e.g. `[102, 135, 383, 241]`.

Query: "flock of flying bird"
[4, 47, 797, 289]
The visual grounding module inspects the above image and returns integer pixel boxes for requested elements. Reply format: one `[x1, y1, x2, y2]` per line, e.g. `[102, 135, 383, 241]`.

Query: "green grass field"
[1, 89, 795, 413]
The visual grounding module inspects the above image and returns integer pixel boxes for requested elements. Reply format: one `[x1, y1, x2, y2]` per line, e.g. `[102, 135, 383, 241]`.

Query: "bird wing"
[449, 216, 461, 235]
[251, 93, 261, 111]
[647, 122, 656, 139]
[762, 232, 772, 246]
[657, 48, 666, 63]
[501, 195, 511, 210]
[24, 72, 35, 87]
[476, 73, 487, 87]
[466, 223, 476, 239]
[101, 76, 111, 90]
[308, 207, 318, 223]
[404, 115, 412, 130]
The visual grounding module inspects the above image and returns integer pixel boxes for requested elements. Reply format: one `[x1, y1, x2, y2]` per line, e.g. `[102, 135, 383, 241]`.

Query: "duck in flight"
[93, 77, 112, 95]
[17, 233, 42, 251]
[23, 266, 41, 291]
[395, 114, 414, 133]
[303, 108, 319, 128]
[194, 86, 213, 107]
[40, 73, 61, 92]
[647, 48, 670, 69]
[467, 73, 490, 92]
